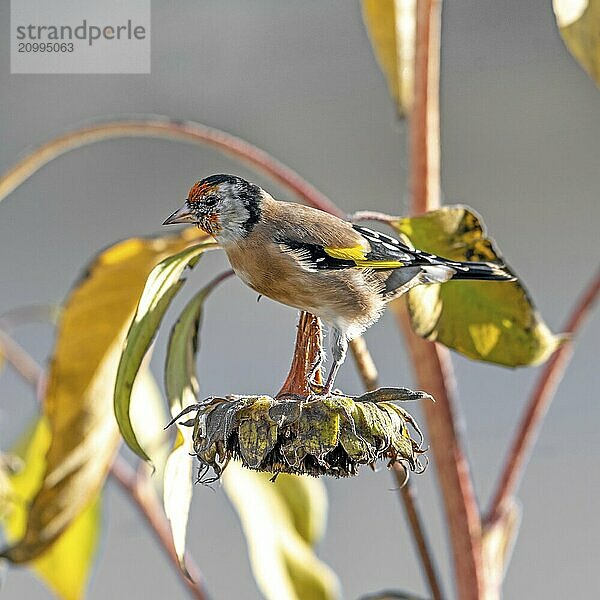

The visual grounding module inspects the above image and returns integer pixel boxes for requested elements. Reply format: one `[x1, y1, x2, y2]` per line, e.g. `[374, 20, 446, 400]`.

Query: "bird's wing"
[278, 222, 450, 271]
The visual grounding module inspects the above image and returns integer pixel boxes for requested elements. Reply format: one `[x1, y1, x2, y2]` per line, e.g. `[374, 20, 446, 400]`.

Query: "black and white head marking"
[190, 174, 263, 243]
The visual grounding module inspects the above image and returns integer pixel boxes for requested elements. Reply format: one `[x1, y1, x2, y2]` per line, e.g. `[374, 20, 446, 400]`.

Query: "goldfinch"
[164, 174, 513, 394]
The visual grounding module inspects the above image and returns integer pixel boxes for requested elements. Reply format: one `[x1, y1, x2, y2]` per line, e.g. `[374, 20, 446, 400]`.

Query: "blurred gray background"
[1, 1, 599, 598]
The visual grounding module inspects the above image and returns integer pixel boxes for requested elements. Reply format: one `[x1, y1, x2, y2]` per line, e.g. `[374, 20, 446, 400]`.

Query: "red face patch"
[188, 182, 215, 205]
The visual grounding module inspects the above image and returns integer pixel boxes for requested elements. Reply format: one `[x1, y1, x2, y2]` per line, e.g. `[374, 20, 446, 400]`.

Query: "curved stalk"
[486, 268, 600, 525]
[0, 116, 340, 216]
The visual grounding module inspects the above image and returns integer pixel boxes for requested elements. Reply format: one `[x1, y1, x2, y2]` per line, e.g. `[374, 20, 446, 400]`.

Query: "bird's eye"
[204, 196, 218, 207]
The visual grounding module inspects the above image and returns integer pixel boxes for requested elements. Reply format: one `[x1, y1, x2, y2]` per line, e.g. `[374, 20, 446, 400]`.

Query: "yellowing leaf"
[163, 432, 193, 574]
[129, 365, 171, 493]
[0, 455, 18, 520]
[2, 419, 100, 600]
[1, 229, 205, 564]
[162, 286, 214, 572]
[553, 0, 600, 85]
[264, 472, 328, 546]
[223, 462, 340, 600]
[163, 274, 229, 571]
[482, 498, 521, 590]
[392, 206, 563, 366]
[114, 241, 218, 463]
[361, 0, 416, 115]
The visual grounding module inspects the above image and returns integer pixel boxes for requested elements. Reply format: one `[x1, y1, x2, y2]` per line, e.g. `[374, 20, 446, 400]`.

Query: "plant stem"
[392, 464, 444, 600]
[486, 268, 600, 525]
[401, 1, 485, 597]
[348, 210, 400, 224]
[348, 337, 379, 392]
[350, 330, 445, 600]
[0, 117, 341, 217]
[0, 305, 59, 331]
[0, 330, 209, 600]
[410, 0, 441, 215]
[0, 330, 40, 388]
[277, 311, 323, 397]
[204, 269, 235, 293]
[393, 303, 484, 599]
[110, 459, 209, 600]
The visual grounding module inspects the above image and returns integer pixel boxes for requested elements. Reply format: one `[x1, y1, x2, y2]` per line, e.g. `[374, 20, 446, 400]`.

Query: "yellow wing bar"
[324, 245, 404, 269]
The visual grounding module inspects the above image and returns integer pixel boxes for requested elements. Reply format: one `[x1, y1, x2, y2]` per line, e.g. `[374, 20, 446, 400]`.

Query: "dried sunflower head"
[170, 387, 429, 480]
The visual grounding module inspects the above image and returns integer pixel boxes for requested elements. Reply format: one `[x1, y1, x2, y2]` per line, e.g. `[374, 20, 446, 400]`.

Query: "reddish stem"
[110, 459, 209, 600]
[0, 118, 342, 217]
[486, 268, 600, 525]
[277, 312, 323, 398]
[400, 0, 485, 597]
[348, 210, 399, 223]
[0, 329, 40, 388]
[393, 464, 444, 600]
[393, 303, 483, 599]
[410, 0, 441, 216]
[348, 337, 379, 392]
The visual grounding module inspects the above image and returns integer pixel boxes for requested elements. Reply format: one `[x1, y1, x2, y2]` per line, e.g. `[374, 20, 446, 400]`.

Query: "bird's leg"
[321, 327, 348, 396]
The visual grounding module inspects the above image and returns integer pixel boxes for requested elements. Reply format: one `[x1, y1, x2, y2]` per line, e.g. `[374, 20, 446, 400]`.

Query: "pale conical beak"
[163, 204, 197, 225]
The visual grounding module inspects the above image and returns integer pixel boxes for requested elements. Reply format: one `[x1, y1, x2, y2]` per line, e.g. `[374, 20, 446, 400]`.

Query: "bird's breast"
[223, 241, 385, 334]
[224, 242, 306, 303]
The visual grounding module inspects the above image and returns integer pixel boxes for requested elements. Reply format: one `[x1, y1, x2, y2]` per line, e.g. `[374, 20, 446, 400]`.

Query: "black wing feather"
[279, 241, 355, 270]
[278, 224, 513, 283]
[352, 224, 470, 269]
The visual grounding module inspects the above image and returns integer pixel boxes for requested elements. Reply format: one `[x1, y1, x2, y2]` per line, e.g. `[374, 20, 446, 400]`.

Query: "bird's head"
[163, 174, 262, 243]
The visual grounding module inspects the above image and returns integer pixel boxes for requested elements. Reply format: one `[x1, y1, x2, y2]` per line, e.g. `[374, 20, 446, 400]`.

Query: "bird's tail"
[447, 261, 515, 281]
[381, 259, 515, 301]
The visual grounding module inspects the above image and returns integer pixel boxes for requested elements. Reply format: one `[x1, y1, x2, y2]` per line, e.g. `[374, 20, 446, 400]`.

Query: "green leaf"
[553, 0, 600, 85]
[163, 275, 228, 570]
[222, 462, 340, 600]
[1, 231, 204, 564]
[392, 206, 563, 366]
[165, 284, 215, 416]
[361, 0, 416, 116]
[114, 241, 218, 463]
[1, 419, 100, 600]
